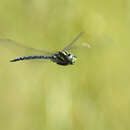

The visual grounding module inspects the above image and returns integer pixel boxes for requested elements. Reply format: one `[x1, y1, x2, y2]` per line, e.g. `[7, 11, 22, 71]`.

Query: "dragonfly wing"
[62, 32, 84, 51]
[0, 39, 54, 56]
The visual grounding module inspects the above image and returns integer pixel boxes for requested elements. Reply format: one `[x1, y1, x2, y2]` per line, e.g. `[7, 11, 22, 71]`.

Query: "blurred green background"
[0, 0, 130, 130]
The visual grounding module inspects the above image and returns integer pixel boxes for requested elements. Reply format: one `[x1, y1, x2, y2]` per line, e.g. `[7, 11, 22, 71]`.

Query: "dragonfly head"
[68, 53, 77, 64]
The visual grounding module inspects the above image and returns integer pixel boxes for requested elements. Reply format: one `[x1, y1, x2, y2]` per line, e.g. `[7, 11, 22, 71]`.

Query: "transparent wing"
[0, 39, 54, 57]
[62, 32, 84, 51]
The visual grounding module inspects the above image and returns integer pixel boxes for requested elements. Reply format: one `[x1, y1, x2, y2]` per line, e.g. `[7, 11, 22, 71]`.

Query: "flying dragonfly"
[0, 32, 83, 66]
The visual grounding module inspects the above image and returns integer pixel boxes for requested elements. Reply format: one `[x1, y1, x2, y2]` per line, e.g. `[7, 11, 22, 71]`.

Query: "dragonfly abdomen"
[10, 55, 51, 62]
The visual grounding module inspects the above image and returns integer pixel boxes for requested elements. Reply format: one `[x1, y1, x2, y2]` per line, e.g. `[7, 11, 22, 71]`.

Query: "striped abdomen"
[10, 55, 51, 62]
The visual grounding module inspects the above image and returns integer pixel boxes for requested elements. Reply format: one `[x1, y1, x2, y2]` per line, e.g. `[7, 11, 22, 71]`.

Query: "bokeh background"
[0, 0, 130, 130]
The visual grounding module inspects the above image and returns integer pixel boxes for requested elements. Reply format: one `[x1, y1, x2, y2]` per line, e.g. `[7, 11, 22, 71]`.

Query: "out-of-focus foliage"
[0, 0, 130, 130]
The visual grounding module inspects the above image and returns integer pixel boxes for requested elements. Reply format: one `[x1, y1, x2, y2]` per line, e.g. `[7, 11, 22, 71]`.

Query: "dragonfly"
[0, 32, 83, 66]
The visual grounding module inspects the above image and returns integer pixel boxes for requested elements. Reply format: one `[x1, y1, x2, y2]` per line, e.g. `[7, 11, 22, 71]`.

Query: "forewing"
[0, 39, 54, 57]
[62, 32, 84, 51]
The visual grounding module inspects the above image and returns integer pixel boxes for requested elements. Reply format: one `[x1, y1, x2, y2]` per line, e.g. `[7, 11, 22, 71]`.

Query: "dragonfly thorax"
[51, 50, 77, 66]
